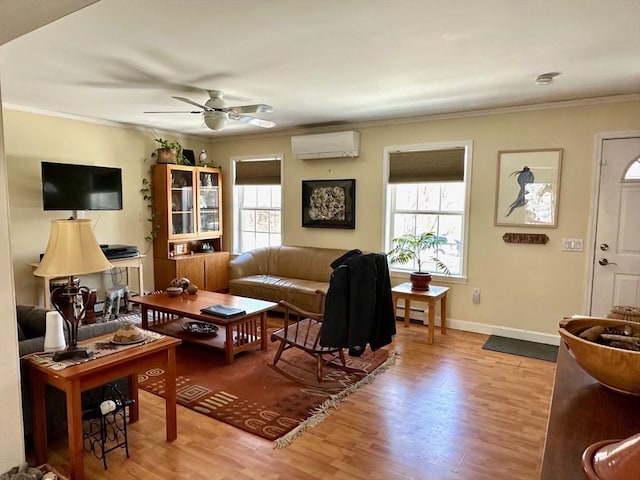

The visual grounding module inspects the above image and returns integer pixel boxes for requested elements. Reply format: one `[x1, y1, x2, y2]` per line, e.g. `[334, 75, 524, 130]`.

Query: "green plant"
[387, 232, 450, 275]
[152, 138, 190, 165]
[139, 176, 158, 245]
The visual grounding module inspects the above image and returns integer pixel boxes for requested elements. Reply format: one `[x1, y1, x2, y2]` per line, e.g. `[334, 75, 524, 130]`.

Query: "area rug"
[482, 335, 558, 362]
[138, 337, 395, 448]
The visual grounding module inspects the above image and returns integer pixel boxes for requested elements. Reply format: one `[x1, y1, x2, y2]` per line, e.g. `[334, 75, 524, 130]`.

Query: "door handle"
[599, 258, 618, 266]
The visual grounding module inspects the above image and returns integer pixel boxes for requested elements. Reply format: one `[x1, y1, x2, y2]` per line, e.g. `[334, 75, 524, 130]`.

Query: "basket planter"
[155, 148, 177, 164]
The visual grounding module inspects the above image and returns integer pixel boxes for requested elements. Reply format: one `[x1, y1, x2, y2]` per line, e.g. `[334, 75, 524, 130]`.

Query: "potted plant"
[152, 138, 189, 165]
[387, 232, 450, 290]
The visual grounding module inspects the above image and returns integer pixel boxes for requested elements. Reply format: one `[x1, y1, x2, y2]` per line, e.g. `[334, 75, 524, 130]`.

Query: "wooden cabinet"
[152, 164, 229, 292]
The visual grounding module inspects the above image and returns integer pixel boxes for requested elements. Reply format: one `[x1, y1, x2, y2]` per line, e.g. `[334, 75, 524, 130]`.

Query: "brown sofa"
[228, 246, 350, 313]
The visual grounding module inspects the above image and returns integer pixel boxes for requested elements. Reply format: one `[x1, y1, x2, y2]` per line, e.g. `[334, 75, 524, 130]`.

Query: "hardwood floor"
[43, 321, 556, 480]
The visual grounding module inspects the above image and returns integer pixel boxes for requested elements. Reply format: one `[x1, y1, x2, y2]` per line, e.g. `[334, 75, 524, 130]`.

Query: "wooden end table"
[391, 283, 450, 344]
[130, 290, 278, 364]
[26, 333, 181, 480]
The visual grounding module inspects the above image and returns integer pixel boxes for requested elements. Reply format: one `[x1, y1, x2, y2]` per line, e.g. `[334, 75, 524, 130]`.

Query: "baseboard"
[447, 318, 561, 346]
[395, 303, 560, 346]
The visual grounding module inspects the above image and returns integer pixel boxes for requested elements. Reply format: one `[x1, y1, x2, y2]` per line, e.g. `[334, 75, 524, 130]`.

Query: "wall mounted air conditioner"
[291, 131, 360, 160]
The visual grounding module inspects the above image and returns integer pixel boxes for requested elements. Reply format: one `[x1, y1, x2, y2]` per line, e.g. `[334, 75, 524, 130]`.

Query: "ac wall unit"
[291, 131, 360, 160]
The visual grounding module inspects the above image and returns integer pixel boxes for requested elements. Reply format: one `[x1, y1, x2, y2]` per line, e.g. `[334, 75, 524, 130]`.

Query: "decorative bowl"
[112, 323, 146, 344]
[582, 432, 640, 479]
[166, 286, 183, 297]
[181, 321, 218, 337]
[559, 317, 640, 395]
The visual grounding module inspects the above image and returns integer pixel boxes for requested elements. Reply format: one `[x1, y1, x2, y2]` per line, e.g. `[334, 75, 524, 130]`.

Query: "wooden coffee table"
[131, 291, 277, 364]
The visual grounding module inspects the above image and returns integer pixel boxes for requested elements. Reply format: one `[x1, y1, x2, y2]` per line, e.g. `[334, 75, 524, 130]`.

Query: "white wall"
[0, 76, 27, 474]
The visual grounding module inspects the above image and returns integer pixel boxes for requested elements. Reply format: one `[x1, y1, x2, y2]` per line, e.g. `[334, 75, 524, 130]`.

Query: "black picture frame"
[182, 149, 196, 166]
[302, 179, 356, 229]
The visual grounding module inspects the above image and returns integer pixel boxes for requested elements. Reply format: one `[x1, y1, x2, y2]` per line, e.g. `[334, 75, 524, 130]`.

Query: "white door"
[590, 136, 640, 316]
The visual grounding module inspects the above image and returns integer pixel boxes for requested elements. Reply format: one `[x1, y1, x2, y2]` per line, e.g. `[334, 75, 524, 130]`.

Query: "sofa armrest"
[229, 250, 262, 280]
[19, 337, 46, 358]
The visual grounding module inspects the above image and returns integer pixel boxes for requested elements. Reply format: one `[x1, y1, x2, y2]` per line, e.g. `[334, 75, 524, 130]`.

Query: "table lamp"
[34, 218, 113, 361]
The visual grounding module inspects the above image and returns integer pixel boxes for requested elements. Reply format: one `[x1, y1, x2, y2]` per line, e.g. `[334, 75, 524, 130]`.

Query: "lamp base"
[53, 346, 94, 362]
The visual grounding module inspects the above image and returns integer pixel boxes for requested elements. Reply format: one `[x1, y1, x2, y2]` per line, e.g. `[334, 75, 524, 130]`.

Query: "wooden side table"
[391, 283, 449, 344]
[27, 334, 181, 480]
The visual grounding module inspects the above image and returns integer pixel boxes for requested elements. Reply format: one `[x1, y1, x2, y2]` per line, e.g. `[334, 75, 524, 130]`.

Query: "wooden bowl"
[559, 317, 640, 395]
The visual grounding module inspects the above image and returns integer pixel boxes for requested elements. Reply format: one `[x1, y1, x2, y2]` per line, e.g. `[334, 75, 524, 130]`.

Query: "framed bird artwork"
[494, 149, 563, 227]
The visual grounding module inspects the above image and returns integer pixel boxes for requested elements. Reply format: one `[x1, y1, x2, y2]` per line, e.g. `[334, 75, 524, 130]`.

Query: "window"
[623, 159, 640, 181]
[233, 156, 282, 253]
[385, 143, 472, 278]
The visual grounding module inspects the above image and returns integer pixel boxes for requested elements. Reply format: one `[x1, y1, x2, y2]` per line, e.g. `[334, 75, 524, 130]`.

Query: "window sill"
[389, 270, 468, 285]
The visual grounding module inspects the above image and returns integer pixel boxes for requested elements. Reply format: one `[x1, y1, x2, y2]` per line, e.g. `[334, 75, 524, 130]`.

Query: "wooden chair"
[269, 294, 362, 384]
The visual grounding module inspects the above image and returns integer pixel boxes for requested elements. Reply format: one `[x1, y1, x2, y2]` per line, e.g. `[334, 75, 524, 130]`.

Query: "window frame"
[232, 154, 284, 254]
[383, 141, 473, 283]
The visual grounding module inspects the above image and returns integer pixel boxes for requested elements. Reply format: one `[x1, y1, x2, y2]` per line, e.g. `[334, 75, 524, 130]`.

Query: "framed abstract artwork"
[494, 149, 563, 227]
[302, 179, 356, 229]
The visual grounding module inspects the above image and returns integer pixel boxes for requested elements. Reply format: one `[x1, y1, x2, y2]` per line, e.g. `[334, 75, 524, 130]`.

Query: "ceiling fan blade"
[144, 110, 201, 114]
[172, 96, 210, 110]
[228, 104, 274, 114]
[230, 114, 276, 128]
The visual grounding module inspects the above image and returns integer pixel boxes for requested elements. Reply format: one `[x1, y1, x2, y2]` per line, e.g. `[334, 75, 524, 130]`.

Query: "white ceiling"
[1, 0, 639, 138]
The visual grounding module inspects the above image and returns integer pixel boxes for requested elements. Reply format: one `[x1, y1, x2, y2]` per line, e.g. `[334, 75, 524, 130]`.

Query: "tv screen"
[41, 162, 123, 211]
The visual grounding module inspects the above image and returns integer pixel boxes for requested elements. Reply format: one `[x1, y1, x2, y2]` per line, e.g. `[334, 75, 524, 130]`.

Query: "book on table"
[200, 304, 246, 318]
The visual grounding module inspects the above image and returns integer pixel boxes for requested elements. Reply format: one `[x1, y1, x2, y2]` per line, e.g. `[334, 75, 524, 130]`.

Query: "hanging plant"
[139, 175, 159, 246]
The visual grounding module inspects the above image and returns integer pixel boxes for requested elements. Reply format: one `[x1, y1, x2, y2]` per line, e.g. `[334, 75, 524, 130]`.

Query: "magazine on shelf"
[200, 304, 246, 318]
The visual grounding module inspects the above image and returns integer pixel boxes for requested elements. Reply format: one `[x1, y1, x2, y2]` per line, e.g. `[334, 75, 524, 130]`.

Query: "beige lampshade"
[34, 219, 113, 277]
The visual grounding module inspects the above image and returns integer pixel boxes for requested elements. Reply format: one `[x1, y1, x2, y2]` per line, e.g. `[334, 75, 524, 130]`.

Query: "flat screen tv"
[41, 162, 123, 211]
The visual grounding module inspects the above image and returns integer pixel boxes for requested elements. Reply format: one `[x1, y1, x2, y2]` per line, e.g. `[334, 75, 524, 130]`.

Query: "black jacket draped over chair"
[320, 249, 396, 356]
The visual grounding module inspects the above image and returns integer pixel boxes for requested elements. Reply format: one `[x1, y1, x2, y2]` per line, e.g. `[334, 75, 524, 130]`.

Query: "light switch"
[563, 238, 584, 252]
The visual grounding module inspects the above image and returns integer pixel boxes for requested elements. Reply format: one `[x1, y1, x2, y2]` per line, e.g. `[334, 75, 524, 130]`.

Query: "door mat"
[482, 335, 558, 362]
[138, 335, 395, 448]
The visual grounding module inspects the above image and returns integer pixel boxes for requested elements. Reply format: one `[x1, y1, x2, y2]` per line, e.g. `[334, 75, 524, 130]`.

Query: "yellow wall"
[4, 98, 640, 340]
[210, 99, 640, 338]
[3, 111, 210, 303]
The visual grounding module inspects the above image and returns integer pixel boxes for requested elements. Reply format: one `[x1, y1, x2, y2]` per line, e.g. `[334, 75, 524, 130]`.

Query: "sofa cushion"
[268, 246, 346, 282]
[229, 246, 353, 313]
[16, 304, 48, 339]
[230, 275, 327, 313]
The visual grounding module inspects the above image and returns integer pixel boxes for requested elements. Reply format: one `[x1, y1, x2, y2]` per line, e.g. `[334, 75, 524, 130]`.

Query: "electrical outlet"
[472, 288, 481, 304]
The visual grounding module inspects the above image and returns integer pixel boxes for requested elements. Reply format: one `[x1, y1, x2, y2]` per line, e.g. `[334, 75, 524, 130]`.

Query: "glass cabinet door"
[198, 170, 221, 234]
[170, 169, 195, 236]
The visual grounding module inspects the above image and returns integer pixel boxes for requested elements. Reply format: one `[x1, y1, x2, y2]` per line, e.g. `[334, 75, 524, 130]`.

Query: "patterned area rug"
[138, 338, 395, 448]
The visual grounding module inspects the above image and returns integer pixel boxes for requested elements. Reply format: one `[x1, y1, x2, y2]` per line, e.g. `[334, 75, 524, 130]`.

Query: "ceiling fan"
[145, 90, 275, 131]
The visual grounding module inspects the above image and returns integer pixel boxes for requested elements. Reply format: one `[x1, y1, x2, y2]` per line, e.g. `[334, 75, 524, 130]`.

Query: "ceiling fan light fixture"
[535, 72, 560, 85]
[204, 111, 228, 130]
